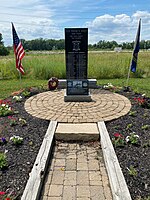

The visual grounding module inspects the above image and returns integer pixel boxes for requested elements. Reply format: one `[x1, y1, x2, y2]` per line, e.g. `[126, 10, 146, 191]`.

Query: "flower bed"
[0, 86, 150, 200]
[0, 88, 49, 199]
[106, 90, 150, 200]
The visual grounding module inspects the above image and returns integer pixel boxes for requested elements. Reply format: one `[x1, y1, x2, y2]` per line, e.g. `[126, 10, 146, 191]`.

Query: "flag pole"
[18, 71, 22, 89]
[126, 58, 132, 87]
[19, 71, 22, 82]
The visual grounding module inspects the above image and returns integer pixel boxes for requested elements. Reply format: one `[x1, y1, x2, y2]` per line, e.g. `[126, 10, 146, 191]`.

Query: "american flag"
[12, 23, 25, 75]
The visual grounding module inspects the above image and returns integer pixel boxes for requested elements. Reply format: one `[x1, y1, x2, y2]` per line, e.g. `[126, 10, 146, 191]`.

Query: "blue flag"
[130, 19, 141, 73]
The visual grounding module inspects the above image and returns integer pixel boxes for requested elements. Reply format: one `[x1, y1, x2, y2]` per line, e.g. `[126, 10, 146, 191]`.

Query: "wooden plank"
[98, 121, 132, 200]
[21, 121, 57, 200]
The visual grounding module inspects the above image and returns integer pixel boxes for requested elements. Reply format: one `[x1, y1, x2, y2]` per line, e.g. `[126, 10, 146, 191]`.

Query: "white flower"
[13, 95, 22, 101]
[126, 136, 130, 142]
[10, 136, 14, 140]
[4, 149, 8, 154]
[10, 135, 23, 141]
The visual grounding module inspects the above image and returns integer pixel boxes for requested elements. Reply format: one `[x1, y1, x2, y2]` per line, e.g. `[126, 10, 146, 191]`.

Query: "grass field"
[0, 51, 150, 99]
[0, 78, 150, 99]
[0, 51, 150, 80]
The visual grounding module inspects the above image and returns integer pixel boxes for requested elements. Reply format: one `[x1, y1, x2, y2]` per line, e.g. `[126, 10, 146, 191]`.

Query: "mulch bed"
[106, 90, 150, 200]
[0, 89, 49, 199]
[0, 87, 150, 200]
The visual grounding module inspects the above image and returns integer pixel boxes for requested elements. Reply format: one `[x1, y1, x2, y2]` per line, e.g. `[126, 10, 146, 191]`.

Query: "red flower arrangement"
[114, 133, 124, 138]
[48, 77, 59, 90]
[112, 132, 125, 147]
[0, 191, 15, 200]
[134, 97, 150, 108]
[0, 99, 11, 106]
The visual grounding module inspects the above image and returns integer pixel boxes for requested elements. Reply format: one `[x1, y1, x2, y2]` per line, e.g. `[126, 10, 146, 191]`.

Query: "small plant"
[129, 110, 137, 117]
[21, 90, 31, 97]
[143, 140, 150, 148]
[103, 83, 115, 91]
[142, 197, 150, 200]
[0, 137, 7, 145]
[10, 135, 23, 145]
[134, 97, 150, 109]
[0, 100, 14, 117]
[126, 123, 133, 130]
[141, 125, 150, 130]
[143, 112, 148, 117]
[12, 95, 22, 102]
[0, 153, 8, 169]
[126, 132, 140, 144]
[112, 133, 125, 147]
[8, 116, 17, 126]
[0, 190, 16, 200]
[127, 165, 138, 176]
[19, 118, 27, 126]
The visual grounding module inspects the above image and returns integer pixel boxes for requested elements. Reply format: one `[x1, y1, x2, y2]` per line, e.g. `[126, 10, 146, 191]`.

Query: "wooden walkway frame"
[21, 121, 57, 200]
[98, 121, 132, 200]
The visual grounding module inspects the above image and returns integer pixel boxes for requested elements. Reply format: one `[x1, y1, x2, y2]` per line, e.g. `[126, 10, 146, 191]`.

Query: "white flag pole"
[18, 71, 22, 89]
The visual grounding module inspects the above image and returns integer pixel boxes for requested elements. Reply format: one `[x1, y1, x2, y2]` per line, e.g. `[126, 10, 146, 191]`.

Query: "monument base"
[64, 91, 92, 102]
[58, 79, 97, 89]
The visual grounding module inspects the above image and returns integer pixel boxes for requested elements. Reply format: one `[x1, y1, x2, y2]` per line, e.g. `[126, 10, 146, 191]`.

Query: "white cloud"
[0, 0, 62, 45]
[0, 0, 150, 47]
[86, 11, 150, 44]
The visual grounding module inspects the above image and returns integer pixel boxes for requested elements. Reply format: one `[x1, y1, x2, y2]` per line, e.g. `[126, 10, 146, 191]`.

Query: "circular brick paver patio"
[24, 89, 131, 123]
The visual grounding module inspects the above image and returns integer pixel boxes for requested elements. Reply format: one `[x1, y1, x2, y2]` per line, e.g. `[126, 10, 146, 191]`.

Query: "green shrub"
[0, 45, 9, 56]
[0, 153, 8, 169]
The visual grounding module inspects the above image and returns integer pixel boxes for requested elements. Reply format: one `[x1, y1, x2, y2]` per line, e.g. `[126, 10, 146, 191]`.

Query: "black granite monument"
[64, 28, 91, 101]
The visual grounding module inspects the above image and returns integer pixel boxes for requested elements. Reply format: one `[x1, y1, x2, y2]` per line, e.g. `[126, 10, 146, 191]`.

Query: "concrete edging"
[98, 121, 132, 200]
[21, 121, 57, 200]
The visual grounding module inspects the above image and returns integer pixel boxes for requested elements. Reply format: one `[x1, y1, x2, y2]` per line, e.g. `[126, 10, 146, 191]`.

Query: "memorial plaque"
[65, 28, 89, 96]
[67, 79, 89, 95]
[65, 28, 88, 79]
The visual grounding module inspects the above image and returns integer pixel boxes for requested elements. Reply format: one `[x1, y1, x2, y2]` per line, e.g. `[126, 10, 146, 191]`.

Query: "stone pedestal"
[64, 91, 92, 102]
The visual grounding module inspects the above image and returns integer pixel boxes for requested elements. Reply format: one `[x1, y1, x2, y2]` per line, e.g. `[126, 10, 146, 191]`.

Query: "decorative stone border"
[98, 121, 132, 200]
[21, 121, 57, 200]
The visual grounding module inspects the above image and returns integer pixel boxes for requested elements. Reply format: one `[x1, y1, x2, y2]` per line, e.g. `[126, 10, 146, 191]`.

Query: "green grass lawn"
[0, 78, 150, 99]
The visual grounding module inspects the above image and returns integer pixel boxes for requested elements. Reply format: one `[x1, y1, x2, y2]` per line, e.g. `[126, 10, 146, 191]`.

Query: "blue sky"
[0, 0, 150, 46]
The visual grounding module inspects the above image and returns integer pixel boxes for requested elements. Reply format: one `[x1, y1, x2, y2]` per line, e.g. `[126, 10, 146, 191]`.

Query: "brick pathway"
[40, 141, 112, 200]
[24, 89, 131, 122]
[24, 89, 131, 199]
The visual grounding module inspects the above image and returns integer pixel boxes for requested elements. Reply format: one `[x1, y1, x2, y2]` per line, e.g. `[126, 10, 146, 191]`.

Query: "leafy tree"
[0, 33, 3, 45]
[0, 33, 9, 56]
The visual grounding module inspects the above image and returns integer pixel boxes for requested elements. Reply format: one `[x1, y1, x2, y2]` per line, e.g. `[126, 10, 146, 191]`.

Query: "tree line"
[21, 38, 65, 51]
[21, 38, 150, 51]
[89, 40, 150, 50]
[0, 32, 150, 56]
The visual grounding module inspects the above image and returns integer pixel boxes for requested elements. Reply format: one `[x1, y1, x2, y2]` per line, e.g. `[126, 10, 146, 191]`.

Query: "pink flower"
[0, 191, 5, 195]
[114, 133, 123, 138]
[8, 116, 13, 119]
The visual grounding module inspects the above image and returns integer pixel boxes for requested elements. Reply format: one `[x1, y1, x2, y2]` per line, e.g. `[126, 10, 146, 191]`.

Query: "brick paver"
[24, 89, 131, 123]
[40, 141, 112, 200]
[24, 89, 131, 199]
